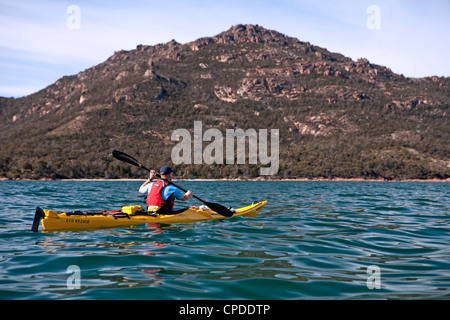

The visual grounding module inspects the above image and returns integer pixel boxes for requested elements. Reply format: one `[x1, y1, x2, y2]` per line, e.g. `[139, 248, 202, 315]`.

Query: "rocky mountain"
[1, 24, 449, 180]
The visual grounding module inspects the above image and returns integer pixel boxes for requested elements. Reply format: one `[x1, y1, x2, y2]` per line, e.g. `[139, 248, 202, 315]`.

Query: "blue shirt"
[141, 182, 183, 200]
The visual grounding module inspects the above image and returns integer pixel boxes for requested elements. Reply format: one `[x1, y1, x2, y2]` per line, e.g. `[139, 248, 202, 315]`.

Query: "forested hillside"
[1, 24, 449, 180]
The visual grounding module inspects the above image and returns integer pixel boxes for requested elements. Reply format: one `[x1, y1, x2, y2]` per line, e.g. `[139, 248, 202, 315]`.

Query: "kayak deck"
[32, 201, 267, 231]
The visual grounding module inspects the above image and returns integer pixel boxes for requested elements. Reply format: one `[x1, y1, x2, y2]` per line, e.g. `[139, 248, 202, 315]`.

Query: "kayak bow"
[31, 201, 267, 231]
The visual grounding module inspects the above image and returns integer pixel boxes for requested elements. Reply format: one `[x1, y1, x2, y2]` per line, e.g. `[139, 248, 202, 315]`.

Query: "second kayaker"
[139, 165, 194, 214]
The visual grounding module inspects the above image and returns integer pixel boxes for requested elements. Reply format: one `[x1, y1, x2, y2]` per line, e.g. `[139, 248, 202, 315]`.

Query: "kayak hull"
[35, 201, 267, 231]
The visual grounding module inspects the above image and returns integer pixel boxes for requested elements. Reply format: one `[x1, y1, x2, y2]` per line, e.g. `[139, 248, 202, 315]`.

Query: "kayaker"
[139, 165, 194, 214]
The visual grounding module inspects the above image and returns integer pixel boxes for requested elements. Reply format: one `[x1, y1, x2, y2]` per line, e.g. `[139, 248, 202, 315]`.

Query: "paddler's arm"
[168, 186, 194, 201]
[138, 170, 157, 194]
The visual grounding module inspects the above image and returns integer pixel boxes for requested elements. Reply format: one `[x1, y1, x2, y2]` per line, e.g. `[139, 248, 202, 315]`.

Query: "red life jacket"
[146, 179, 175, 211]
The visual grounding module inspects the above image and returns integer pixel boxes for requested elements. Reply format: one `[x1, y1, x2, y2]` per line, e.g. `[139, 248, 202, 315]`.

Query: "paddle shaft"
[143, 167, 210, 205]
[111, 150, 233, 216]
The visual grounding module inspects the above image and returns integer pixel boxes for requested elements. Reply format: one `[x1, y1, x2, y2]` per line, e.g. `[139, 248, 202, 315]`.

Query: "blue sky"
[1, 0, 449, 98]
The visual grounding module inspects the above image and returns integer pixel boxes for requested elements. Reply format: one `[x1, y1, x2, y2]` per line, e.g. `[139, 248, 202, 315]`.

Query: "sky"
[1, 0, 449, 98]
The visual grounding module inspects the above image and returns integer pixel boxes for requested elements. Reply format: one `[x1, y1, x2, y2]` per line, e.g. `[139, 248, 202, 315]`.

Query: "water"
[0, 180, 449, 300]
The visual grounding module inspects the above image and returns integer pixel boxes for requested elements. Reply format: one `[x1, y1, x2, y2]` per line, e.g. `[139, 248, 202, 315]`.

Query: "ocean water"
[0, 180, 449, 300]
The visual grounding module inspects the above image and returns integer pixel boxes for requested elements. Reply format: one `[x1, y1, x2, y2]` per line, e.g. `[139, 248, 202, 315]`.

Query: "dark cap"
[159, 165, 176, 175]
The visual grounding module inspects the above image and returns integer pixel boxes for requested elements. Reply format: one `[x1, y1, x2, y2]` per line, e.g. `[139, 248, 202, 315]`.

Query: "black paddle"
[112, 150, 234, 217]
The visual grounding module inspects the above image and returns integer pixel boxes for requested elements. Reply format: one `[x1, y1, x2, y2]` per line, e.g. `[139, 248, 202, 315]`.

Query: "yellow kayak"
[32, 201, 267, 231]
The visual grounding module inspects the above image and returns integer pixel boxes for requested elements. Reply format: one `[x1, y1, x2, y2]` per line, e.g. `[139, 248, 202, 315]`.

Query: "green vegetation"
[0, 25, 449, 180]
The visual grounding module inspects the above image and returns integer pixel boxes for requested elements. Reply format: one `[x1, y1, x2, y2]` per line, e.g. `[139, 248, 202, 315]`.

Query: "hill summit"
[0, 24, 449, 180]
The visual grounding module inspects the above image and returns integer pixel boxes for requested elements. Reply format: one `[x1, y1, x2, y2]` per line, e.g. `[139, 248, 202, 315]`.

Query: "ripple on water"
[0, 181, 449, 299]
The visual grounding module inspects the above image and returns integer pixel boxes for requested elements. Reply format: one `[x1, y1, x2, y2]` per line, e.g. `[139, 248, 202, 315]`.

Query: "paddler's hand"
[149, 170, 157, 180]
[186, 190, 194, 199]
[181, 190, 193, 201]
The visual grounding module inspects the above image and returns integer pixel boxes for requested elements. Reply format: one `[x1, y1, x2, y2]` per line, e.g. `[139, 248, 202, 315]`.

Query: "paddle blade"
[205, 202, 234, 217]
[112, 150, 150, 171]
[112, 150, 139, 166]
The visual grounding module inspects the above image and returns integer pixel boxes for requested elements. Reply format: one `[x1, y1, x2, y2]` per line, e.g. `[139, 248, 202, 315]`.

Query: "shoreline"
[1, 177, 449, 182]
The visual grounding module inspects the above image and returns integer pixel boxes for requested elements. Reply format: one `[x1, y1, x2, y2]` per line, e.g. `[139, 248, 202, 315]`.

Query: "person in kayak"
[139, 165, 194, 214]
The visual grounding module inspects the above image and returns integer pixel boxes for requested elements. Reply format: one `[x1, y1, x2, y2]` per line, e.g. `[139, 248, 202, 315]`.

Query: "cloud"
[1, 0, 449, 97]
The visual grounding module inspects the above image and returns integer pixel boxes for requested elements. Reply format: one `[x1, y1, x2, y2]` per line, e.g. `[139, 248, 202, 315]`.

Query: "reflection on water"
[0, 181, 449, 299]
